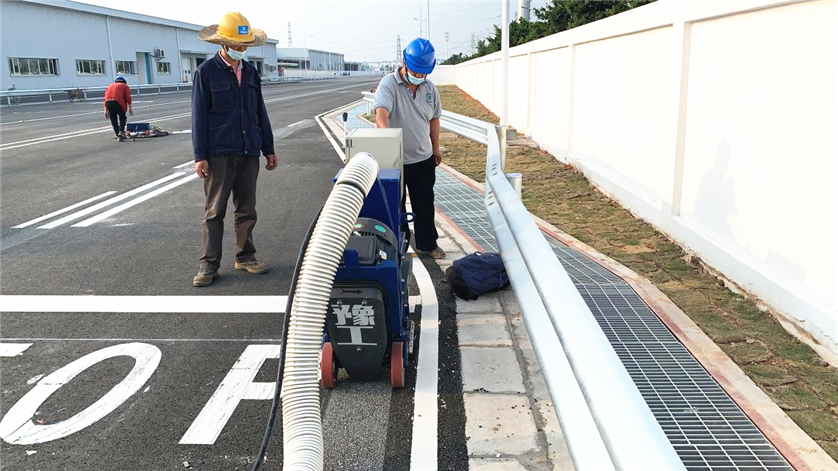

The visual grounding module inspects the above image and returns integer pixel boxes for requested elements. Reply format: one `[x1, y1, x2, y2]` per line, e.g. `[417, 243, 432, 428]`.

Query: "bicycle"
[6, 84, 20, 106]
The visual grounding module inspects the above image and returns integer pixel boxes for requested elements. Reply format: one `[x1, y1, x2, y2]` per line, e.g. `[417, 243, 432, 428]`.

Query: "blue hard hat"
[403, 38, 436, 75]
[115, 75, 126, 83]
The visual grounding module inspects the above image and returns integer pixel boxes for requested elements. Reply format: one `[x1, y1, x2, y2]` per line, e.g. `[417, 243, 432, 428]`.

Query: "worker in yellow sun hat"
[191, 12, 278, 287]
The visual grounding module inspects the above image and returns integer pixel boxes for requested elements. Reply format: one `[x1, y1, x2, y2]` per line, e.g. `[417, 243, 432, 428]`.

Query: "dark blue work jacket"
[191, 53, 274, 161]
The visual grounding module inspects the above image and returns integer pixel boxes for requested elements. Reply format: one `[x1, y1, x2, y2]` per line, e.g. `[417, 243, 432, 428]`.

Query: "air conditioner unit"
[154, 48, 165, 59]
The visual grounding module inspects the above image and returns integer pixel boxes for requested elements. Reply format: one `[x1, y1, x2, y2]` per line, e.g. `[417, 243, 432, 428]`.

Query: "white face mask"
[225, 47, 247, 61]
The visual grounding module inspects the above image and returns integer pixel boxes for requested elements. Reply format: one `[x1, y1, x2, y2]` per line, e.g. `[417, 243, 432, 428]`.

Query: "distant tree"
[441, 53, 469, 66]
[465, 0, 655, 60]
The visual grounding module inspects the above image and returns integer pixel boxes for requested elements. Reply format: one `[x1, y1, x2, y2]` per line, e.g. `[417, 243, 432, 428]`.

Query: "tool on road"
[252, 129, 412, 471]
[123, 122, 170, 141]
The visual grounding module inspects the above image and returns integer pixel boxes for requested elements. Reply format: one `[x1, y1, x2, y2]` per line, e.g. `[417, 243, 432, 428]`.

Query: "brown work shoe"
[429, 247, 446, 259]
[192, 268, 218, 287]
[235, 259, 270, 274]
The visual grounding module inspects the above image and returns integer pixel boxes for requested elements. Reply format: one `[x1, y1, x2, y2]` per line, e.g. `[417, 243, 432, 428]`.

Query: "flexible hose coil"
[281, 153, 379, 470]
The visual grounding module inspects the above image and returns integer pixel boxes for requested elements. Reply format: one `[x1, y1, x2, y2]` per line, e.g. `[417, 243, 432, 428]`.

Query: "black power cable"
[252, 207, 323, 471]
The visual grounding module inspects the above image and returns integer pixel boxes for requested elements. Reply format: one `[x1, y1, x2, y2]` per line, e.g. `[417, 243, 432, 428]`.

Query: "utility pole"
[445, 32, 450, 60]
[396, 35, 401, 70]
[287, 22, 292, 47]
[470, 33, 476, 56]
[517, 0, 532, 21]
[427, 0, 430, 39]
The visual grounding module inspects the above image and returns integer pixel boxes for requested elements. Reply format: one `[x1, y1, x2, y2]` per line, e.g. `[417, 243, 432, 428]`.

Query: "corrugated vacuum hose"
[280, 153, 379, 470]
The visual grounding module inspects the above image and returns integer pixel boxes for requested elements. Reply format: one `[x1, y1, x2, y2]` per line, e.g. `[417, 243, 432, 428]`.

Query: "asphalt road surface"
[0, 79, 468, 470]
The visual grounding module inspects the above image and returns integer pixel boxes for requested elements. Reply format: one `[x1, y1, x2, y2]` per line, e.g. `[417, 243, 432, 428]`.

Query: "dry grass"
[437, 84, 838, 459]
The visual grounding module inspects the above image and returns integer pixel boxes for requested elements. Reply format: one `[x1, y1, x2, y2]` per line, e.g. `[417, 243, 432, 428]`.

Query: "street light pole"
[427, 0, 430, 39]
[416, 0, 422, 37]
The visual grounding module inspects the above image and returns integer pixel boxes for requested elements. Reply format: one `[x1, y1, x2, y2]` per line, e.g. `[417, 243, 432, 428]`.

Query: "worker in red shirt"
[104, 75, 133, 141]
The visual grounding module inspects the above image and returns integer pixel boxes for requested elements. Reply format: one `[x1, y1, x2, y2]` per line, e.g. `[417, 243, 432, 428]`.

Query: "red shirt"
[104, 82, 132, 112]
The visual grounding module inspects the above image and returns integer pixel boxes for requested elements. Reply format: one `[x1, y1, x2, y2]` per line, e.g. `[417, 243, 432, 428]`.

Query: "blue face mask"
[405, 70, 425, 85]
[226, 47, 247, 61]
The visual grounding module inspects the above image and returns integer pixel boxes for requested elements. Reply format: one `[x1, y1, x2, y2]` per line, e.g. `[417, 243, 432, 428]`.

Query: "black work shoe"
[235, 259, 269, 274]
[192, 268, 218, 287]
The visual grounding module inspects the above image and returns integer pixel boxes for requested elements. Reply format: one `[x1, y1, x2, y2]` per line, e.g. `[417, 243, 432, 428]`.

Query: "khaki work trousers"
[200, 154, 260, 270]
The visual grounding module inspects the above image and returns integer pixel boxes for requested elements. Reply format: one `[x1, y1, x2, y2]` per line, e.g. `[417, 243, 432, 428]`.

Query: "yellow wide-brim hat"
[198, 11, 267, 47]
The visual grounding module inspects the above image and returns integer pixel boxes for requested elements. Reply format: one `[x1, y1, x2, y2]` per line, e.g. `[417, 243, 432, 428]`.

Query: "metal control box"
[345, 128, 403, 171]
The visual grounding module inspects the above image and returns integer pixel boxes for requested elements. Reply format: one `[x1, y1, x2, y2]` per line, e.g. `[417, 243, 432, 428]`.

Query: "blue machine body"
[325, 168, 411, 385]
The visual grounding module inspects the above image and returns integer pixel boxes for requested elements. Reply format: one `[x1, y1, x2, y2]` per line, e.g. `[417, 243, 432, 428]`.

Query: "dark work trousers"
[200, 154, 260, 270]
[401, 155, 439, 252]
[105, 100, 127, 136]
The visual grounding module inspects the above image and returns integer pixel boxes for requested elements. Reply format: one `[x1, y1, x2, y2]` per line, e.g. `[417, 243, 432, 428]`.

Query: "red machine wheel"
[320, 342, 337, 389]
[390, 342, 405, 388]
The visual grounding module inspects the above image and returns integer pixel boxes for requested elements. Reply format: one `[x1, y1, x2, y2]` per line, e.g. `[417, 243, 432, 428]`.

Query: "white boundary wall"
[455, 0, 837, 353]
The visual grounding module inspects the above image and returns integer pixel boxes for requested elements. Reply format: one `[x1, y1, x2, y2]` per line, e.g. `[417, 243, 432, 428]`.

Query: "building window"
[157, 62, 171, 75]
[266, 65, 277, 73]
[115, 61, 137, 75]
[76, 59, 106, 75]
[9, 57, 59, 76]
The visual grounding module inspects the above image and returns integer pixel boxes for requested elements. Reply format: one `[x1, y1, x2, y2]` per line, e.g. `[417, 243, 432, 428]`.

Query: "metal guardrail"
[363, 90, 686, 470]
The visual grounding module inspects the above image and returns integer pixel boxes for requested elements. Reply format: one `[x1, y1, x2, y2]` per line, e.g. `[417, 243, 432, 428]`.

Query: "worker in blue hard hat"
[373, 38, 445, 259]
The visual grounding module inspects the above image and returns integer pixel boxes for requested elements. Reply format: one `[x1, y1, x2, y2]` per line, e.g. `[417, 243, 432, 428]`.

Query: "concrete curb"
[429, 191, 569, 470]
[437, 164, 837, 471]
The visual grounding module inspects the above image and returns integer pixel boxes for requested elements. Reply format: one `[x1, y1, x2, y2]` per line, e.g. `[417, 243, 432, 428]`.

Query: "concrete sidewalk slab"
[457, 314, 513, 347]
[463, 394, 540, 456]
[461, 347, 526, 394]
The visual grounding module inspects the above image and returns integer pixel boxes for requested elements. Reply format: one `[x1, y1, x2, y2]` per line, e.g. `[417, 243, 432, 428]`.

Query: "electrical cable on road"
[252, 207, 322, 471]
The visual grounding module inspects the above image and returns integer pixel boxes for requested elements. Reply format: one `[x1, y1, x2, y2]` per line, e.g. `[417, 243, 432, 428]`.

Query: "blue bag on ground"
[445, 252, 510, 300]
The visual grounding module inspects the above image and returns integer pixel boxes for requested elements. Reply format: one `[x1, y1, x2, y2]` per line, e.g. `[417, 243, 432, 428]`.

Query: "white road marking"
[0, 100, 190, 126]
[0, 295, 288, 313]
[12, 192, 117, 229]
[0, 343, 33, 356]
[288, 120, 306, 127]
[1, 82, 377, 151]
[316, 101, 359, 162]
[410, 254, 439, 470]
[409, 295, 422, 314]
[173, 161, 194, 169]
[0, 342, 161, 444]
[38, 173, 184, 229]
[2, 338, 281, 342]
[73, 173, 198, 227]
[169, 130, 192, 134]
[0, 112, 191, 151]
[180, 344, 280, 445]
[26, 374, 44, 385]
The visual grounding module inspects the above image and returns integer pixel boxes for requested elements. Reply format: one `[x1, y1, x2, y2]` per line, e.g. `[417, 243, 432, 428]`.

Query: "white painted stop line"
[0, 295, 288, 313]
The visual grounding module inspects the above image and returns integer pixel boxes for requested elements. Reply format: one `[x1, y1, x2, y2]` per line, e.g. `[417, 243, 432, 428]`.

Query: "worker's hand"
[433, 150, 443, 167]
[129, 108, 133, 116]
[265, 154, 278, 171]
[104, 111, 109, 120]
[195, 160, 210, 179]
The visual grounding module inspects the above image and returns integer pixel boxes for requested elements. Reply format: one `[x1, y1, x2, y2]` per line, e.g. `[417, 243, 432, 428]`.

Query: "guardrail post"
[158, 86, 162, 94]
[49, 94, 53, 104]
[495, 125, 508, 172]
[505, 172, 522, 199]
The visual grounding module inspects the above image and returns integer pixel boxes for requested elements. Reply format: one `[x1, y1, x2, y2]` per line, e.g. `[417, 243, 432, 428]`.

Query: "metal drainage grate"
[434, 170, 792, 471]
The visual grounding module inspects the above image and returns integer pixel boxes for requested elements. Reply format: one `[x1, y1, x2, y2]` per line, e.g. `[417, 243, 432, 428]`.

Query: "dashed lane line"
[12, 192, 117, 229]
[72, 173, 198, 227]
[37, 172, 186, 229]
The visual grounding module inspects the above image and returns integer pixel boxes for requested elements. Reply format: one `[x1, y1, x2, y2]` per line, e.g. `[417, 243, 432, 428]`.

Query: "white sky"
[76, 0, 551, 63]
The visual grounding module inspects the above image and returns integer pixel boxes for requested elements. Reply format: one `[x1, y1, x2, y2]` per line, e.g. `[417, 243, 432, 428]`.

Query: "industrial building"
[1, 0, 279, 90]
[276, 48, 344, 78]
